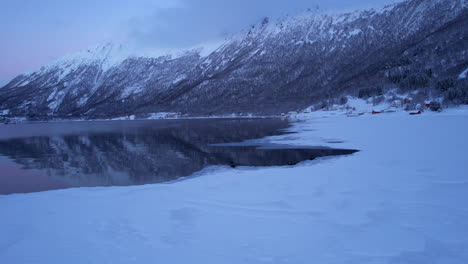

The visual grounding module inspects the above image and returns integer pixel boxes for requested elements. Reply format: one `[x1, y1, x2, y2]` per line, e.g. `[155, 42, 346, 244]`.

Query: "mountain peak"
[0, 0, 466, 119]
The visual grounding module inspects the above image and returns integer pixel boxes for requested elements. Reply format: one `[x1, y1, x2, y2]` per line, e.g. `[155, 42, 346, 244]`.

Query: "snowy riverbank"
[1, 107, 467, 263]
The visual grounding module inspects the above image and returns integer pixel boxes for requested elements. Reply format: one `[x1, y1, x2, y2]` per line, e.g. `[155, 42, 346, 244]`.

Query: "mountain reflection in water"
[0, 119, 357, 194]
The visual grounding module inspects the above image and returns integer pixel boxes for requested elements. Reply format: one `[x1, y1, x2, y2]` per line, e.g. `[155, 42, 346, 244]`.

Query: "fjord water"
[0, 119, 356, 195]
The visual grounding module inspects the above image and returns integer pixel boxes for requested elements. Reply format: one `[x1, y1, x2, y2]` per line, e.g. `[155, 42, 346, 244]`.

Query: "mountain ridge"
[1, 0, 466, 119]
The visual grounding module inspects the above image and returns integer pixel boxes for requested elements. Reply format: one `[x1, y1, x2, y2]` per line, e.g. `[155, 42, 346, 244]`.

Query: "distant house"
[166, 113, 178, 119]
[391, 100, 402, 108]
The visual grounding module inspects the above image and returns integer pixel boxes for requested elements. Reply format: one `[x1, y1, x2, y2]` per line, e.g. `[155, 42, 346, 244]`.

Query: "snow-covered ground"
[1, 107, 468, 264]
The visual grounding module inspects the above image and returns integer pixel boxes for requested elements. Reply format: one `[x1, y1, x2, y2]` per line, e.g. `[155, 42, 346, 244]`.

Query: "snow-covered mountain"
[0, 0, 466, 119]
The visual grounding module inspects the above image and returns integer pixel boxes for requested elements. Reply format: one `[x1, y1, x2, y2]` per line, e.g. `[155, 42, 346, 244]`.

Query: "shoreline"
[0, 106, 467, 263]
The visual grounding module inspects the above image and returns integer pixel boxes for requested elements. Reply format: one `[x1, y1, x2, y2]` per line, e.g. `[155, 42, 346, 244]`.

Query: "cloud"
[0, 0, 402, 79]
[126, 0, 310, 48]
[125, 0, 402, 49]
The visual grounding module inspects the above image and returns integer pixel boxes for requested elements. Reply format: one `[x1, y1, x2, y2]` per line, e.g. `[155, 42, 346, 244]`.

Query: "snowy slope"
[1, 108, 467, 263]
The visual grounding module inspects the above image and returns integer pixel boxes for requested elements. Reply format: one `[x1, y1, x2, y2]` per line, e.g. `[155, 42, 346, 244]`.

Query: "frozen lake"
[0, 119, 357, 194]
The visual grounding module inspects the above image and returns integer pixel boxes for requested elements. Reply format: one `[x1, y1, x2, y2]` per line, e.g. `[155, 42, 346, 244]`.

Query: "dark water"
[0, 119, 357, 195]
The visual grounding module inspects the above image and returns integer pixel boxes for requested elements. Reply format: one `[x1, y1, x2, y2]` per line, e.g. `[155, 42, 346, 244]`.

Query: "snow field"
[0, 108, 467, 263]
